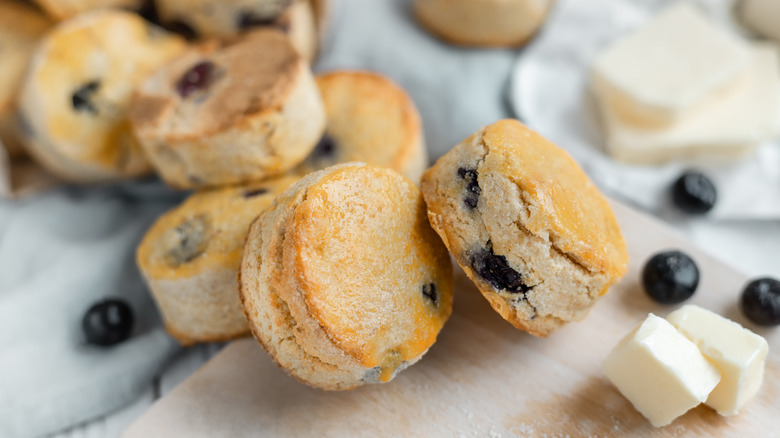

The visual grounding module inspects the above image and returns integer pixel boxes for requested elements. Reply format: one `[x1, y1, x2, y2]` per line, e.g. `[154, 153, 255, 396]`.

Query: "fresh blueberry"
[470, 242, 531, 293]
[457, 167, 481, 210]
[72, 81, 101, 115]
[422, 283, 438, 305]
[642, 250, 699, 304]
[83, 299, 134, 346]
[176, 61, 216, 98]
[741, 278, 780, 326]
[671, 171, 717, 214]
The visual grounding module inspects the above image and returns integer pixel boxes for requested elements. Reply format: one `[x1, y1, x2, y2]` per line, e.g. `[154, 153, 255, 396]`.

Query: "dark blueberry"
[166, 215, 209, 264]
[71, 81, 101, 115]
[671, 171, 717, 214]
[176, 61, 216, 98]
[137, 1, 160, 25]
[312, 134, 337, 158]
[741, 277, 780, 326]
[457, 167, 481, 210]
[422, 283, 438, 305]
[470, 242, 531, 293]
[166, 19, 198, 40]
[82, 299, 134, 346]
[243, 187, 269, 198]
[237, 11, 277, 29]
[642, 250, 699, 304]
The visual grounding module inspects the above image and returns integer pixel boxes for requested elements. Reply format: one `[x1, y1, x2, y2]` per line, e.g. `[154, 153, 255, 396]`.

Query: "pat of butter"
[602, 314, 721, 427]
[598, 45, 780, 164]
[742, 0, 780, 42]
[667, 305, 769, 416]
[591, 3, 750, 127]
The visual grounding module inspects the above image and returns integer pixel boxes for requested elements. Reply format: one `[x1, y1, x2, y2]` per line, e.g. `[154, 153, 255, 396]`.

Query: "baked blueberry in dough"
[137, 175, 298, 345]
[294, 70, 428, 183]
[156, 0, 318, 61]
[239, 163, 453, 389]
[130, 29, 325, 189]
[421, 119, 628, 337]
[19, 10, 186, 183]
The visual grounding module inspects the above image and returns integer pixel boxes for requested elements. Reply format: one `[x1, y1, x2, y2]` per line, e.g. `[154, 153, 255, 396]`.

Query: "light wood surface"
[123, 201, 780, 437]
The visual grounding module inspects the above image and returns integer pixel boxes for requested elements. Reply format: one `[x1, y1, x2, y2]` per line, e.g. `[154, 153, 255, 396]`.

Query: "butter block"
[599, 45, 780, 164]
[602, 314, 721, 427]
[742, 0, 780, 42]
[667, 305, 769, 416]
[592, 3, 750, 127]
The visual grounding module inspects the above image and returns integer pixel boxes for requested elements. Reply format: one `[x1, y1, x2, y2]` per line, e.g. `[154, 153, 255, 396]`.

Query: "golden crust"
[239, 163, 453, 389]
[421, 120, 627, 337]
[136, 176, 297, 345]
[481, 120, 627, 279]
[295, 70, 427, 182]
[19, 10, 186, 182]
[0, 0, 51, 112]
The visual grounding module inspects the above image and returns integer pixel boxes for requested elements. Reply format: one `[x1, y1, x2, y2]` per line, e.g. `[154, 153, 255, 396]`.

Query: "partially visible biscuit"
[156, 0, 318, 62]
[131, 29, 324, 189]
[0, 1, 51, 158]
[295, 70, 427, 183]
[137, 175, 298, 345]
[19, 10, 186, 183]
[421, 119, 627, 337]
[413, 0, 555, 47]
[240, 163, 453, 390]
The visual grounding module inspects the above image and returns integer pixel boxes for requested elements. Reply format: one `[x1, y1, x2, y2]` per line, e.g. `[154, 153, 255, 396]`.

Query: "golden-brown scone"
[19, 10, 186, 183]
[130, 29, 324, 189]
[413, 0, 555, 47]
[137, 175, 298, 346]
[32, 0, 143, 20]
[0, 0, 51, 158]
[294, 70, 427, 183]
[421, 119, 628, 337]
[155, 0, 318, 62]
[239, 163, 453, 390]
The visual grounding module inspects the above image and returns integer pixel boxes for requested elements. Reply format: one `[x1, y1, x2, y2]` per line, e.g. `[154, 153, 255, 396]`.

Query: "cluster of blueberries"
[662, 169, 779, 326]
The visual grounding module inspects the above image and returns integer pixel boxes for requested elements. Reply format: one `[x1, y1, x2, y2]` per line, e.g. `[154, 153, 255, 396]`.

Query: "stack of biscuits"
[5, 0, 628, 390]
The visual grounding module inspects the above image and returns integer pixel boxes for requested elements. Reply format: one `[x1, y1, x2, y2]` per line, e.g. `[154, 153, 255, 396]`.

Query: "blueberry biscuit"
[295, 71, 427, 183]
[239, 163, 453, 390]
[130, 29, 325, 189]
[19, 10, 186, 183]
[32, 0, 144, 20]
[0, 0, 51, 158]
[413, 0, 555, 47]
[137, 175, 298, 345]
[421, 119, 628, 337]
[156, 0, 318, 62]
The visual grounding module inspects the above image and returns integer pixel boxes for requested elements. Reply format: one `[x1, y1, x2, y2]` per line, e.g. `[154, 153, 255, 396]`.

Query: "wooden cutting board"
[123, 201, 780, 437]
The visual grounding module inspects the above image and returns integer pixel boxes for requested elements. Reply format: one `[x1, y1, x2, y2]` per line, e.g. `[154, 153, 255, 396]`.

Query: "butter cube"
[742, 0, 780, 42]
[602, 314, 721, 427]
[598, 45, 780, 164]
[592, 3, 750, 127]
[667, 305, 769, 416]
